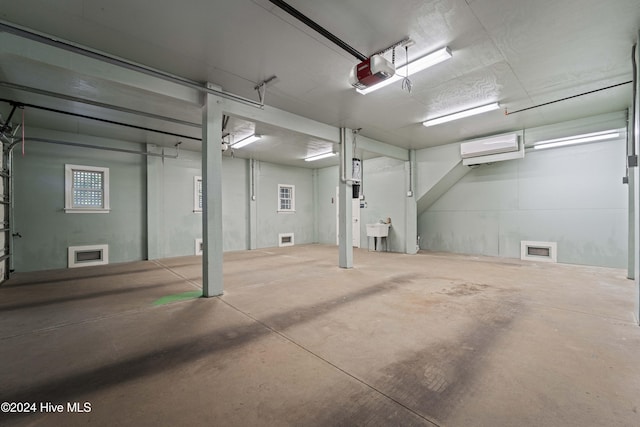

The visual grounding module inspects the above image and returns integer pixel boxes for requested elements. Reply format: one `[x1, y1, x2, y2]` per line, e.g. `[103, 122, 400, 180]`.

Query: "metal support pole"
[634, 32, 640, 326]
[405, 149, 418, 254]
[248, 158, 258, 250]
[338, 128, 353, 268]
[633, 32, 640, 326]
[628, 107, 636, 280]
[202, 85, 224, 297]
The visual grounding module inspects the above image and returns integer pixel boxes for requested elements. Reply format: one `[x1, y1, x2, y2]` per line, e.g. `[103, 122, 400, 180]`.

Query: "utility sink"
[366, 223, 391, 237]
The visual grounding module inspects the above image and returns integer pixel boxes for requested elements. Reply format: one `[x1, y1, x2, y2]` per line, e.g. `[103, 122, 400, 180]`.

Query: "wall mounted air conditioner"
[460, 133, 524, 166]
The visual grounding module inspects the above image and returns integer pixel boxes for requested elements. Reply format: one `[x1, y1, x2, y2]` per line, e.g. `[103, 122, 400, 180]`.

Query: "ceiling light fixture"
[304, 152, 337, 162]
[356, 47, 452, 95]
[422, 102, 501, 127]
[532, 130, 621, 150]
[232, 134, 261, 148]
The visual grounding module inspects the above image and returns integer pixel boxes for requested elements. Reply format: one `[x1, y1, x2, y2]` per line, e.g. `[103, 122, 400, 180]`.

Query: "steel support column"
[338, 128, 353, 268]
[405, 149, 418, 255]
[202, 86, 224, 297]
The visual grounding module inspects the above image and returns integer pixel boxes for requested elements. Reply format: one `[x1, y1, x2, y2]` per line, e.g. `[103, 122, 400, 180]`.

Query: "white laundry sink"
[366, 223, 391, 237]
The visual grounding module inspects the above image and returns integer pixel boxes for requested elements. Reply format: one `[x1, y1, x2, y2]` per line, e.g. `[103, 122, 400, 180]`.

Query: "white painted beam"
[356, 135, 409, 161]
[218, 97, 339, 143]
[0, 32, 201, 105]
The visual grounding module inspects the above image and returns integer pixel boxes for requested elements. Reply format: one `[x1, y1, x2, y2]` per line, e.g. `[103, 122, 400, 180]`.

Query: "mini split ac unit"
[460, 133, 524, 166]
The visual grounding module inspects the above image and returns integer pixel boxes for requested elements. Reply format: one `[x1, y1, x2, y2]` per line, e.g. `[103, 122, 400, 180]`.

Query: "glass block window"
[72, 170, 104, 208]
[65, 165, 110, 213]
[194, 176, 203, 212]
[278, 184, 295, 212]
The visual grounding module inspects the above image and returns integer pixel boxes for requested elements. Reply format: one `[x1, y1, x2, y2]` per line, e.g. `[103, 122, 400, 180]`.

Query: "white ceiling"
[0, 0, 638, 167]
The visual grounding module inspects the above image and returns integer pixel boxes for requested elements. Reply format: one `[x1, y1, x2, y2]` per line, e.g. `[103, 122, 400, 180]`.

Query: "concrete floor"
[0, 244, 639, 426]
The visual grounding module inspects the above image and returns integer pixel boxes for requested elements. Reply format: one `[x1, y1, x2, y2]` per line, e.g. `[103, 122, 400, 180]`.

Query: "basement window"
[194, 176, 203, 212]
[65, 165, 110, 213]
[278, 184, 295, 213]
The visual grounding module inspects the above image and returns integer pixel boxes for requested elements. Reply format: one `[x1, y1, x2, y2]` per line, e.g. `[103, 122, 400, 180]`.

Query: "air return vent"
[278, 233, 294, 247]
[520, 241, 557, 263]
[68, 244, 109, 268]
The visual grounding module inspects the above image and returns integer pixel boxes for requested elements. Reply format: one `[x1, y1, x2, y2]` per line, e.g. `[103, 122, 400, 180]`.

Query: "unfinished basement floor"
[0, 244, 639, 426]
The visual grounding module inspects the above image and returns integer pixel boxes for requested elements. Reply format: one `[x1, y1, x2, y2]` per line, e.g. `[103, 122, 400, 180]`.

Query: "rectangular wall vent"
[195, 238, 203, 256]
[68, 244, 109, 268]
[278, 233, 294, 247]
[521, 241, 557, 263]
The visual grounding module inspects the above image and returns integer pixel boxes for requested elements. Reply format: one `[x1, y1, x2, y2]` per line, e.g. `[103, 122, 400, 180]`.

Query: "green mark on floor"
[153, 290, 202, 306]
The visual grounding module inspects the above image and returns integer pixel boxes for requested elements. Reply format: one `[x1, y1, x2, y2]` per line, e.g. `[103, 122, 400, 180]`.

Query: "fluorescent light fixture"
[422, 102, 501, 127]
[532, 130, 620, 150]
[304, 152, 337, 162]
[232, 134, 261, 148]
[356, 47, 452, 95]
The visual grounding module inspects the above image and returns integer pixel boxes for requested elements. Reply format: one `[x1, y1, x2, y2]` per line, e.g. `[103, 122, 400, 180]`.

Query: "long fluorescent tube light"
[356, 47, 452, 95]
[422, 102, 501, 127]
[232, 134, 261, 148]
[532, 130, 620, 150]
[304, 152, 337, 162]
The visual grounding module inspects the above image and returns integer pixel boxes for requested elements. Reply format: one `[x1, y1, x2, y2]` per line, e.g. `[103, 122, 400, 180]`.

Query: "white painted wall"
[255, 161, 315, 248]
[419, 137, 628, 268]
[317, 157, 408, 253]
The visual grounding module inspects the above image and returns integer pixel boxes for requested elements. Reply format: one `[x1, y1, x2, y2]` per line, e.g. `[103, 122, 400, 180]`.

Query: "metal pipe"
[505, 81, 632, 116]
[0, 20, 263, 108]
[250, 158, 256, 200]
[0, 81, 202, 129]
[408, 149, 414, 196]
[267, 0, 367, 61]
[7, 139, 15, 274]
[0, 98, 202, 141]
[632, 44, 638, 161]
[2, 139, 11, 278]
[0, 104, 18, 134]
[21, 137, 180, 159]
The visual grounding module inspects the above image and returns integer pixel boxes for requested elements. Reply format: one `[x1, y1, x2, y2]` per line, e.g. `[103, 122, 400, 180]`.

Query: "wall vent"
[68, 244, 109, 268]
[278, 233, 294, 247]
[195, 238, 203, 256]
[521, 241, 557, 263]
